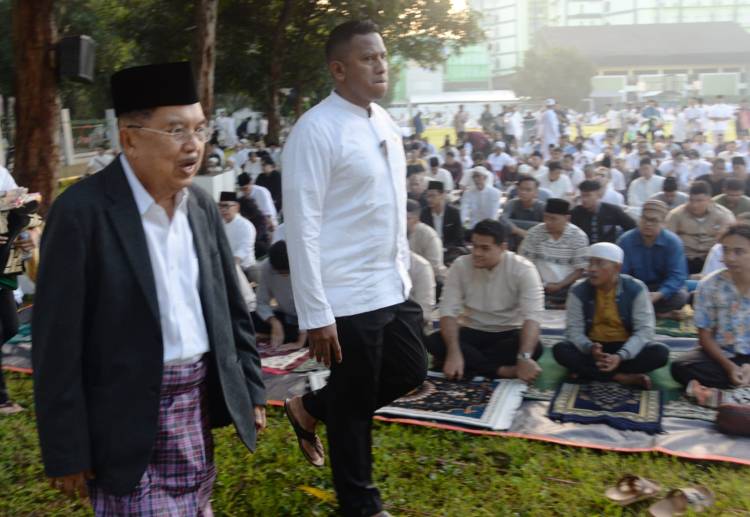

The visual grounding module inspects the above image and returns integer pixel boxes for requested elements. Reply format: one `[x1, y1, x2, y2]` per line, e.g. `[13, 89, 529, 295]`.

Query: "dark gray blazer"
[32, 156, 265, 495]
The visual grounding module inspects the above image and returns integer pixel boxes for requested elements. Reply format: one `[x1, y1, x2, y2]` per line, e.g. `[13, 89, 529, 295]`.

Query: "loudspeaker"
[57, 35, 96, 83]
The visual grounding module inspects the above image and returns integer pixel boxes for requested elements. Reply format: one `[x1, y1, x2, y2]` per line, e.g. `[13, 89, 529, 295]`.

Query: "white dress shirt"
[601, 188, 624, 206]
[538, 172, 574, 200]
[241, 184, 277, 225]
[224, 213, 256, 269]
[121, 155, 209, 364]
[627, 175, 665, 207]
[0, 165, 18, 191]
[487, 151, 516, 174]
[282, 91, 411, 330]
[461, 185, 501, 228]
[427, 167, 454, 191]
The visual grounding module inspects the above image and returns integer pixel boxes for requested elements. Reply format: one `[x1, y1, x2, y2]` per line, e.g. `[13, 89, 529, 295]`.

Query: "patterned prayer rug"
[548, 382, 663, 434]
[260, 347, 310, 373]
[307, 371, 527, 430]
[1, 322, 31, 373]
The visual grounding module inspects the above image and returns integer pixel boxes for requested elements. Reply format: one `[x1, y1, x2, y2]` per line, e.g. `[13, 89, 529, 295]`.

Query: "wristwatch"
[517, 352, 532, 362]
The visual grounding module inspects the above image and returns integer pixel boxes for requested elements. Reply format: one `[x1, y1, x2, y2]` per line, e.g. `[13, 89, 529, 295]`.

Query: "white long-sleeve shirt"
[282, 91, 411, 330]
[241, 185, 277, 225]
[223, 214, 256, 270]
[461, 185, 501, 228]
[121, 155, 209, 364]
[627, 175, 665, 207]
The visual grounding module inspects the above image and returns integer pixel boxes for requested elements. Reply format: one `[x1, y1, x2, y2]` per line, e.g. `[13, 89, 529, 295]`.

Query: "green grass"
[1, 372, 749, 516]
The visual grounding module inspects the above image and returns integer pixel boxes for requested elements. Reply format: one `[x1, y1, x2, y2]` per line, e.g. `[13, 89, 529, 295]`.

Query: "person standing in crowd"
[32, 62, 265, 515]
[672, 223, 750, 394]
[627, 159, 665, 208]
[553, 243, 669, 389]
[519, 199, 589, 308]
[708, 95, 733, 146]
[421, 180, 464, 249]
[571, 180, 635, 244]
[618, 200, 689, 318]
[667, 181, 735, 274]
[255, 157, 282, 212]
[281, 21, 427, 517]
[428, 220, 544, 382]
[453, 104, 469, 135]
[539, 99, 560, 159]
[479, 104, 494, 133]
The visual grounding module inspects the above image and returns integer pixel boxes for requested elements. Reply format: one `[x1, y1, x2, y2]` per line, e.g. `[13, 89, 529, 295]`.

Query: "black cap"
[237, 172, 251, 186]
[110, 62, 199, 116]
[545, 198, 570, 215]
[219, 191, 237, 203]
[262, 157, 275, 166]
[427, 180, 445, 192]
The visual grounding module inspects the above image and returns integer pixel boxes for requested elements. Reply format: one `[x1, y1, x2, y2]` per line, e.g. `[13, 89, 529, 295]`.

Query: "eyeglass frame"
[125, 124, 210, 143]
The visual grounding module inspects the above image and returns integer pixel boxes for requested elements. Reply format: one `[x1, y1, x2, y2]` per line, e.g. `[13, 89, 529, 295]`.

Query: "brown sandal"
[605, 474, 662, 505]
[648, 486, 715, 516]
[284, 398, 325, 468]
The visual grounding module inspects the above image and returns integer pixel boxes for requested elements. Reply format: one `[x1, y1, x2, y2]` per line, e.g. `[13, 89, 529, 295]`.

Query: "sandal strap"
[285, 400, 318, 442]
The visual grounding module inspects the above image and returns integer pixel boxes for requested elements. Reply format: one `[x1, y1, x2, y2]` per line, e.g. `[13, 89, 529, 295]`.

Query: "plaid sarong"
[89, 358, 216, 516]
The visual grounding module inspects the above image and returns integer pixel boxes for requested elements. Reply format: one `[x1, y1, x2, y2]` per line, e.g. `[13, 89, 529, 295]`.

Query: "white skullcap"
[494, 141, 506, 149]
[545, 98, 556, 106]
[587, 243, 624, 264]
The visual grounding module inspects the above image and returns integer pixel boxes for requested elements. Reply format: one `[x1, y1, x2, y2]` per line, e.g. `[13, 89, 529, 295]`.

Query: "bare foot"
[686, 379, 720, 408]
[287, 396, 324, 464]
[613, 373, 652, 389]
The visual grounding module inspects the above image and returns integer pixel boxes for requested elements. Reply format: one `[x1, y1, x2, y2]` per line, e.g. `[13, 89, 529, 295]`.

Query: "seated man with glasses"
[617, 200, 689, 318]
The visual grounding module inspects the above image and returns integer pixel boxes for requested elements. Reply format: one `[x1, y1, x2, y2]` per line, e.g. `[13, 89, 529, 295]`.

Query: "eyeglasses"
[126, 125, 210, 143]
[218, 203, 236, 209]
[641, 215, 662, 225]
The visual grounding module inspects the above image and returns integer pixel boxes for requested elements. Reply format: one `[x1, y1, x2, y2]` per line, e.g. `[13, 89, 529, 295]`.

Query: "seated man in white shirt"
[409, 251, 436, 336]
[237, 171, 277, 232]
[218, 191, 257, 276]
[537, 161, 574, 201]
[407, 199, 446, 284]
[627, 159, 665, 208]
[428, 219, 544, 382]
[487, 142, 516, 177]
[461, 166, 501, 230]
[649, 176, 689, 210]
[252, 241, 307, 347]
[427, 156, 454, 192]
[594, 167, 625, 206]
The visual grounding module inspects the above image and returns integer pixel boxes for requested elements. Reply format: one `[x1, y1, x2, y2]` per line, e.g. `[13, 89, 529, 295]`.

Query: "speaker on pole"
[57, 35, 96, 83]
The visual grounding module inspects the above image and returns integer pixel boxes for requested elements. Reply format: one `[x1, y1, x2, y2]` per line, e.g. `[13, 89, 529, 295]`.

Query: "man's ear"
[328, 60, 346, 83]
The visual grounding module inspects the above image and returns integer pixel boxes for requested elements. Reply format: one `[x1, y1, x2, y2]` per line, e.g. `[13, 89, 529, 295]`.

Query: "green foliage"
[2, 372, 750, 516]
[512, 46, 596, 109]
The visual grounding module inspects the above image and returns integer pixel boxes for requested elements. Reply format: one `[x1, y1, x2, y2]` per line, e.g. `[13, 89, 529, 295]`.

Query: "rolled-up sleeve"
[282, 121, 335, 330]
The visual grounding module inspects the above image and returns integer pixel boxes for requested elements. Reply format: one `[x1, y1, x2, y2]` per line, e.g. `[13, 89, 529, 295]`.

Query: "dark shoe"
[284, 398, 325, 467]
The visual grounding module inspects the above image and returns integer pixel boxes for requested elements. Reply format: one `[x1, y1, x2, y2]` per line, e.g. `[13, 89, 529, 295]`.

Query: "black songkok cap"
[545, 198, 570, 215]
[427, 180, 445, 192]
[111, 62, 199, 116]
[219, 191, 237, 203]
[237, 172, 251, 187]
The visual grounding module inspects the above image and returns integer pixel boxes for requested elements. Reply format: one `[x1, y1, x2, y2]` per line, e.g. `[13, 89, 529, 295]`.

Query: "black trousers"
[671, 348, 750, 389]
[251, 310, 300, 344]
[301, 300, 427, 517]
[426, 327, 542, 379]
[552, 340, 669, 381]
[648, 286, 689, 314]
[0, 288, 19, 404]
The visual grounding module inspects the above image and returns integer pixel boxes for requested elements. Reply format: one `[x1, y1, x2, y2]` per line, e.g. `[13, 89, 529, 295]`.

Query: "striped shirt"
[519, 223, 589, 284]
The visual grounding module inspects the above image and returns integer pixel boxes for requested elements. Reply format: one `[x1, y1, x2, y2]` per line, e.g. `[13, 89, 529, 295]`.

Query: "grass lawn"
[1, 372, 749, 516]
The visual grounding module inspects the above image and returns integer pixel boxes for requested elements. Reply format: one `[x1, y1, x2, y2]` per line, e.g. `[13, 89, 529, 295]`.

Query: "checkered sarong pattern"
[89, 359, 216, 516]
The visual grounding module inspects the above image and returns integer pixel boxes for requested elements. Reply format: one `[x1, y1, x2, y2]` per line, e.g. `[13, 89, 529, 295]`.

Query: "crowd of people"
[3, 19, 749, 517]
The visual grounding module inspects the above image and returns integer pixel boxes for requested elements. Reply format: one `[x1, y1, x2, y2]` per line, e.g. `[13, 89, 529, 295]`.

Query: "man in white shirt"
[537, 161, 574, 201]
[237, 172, 277, 230]
[461, 167, 501, 230]
[539, 99, 560, 159]
[486, 142, 516, 177]
[503, 105, 523, 145]
[218, 191, 256, 272]
[427, 156, 454, 191]
[281, 21, 427, 517]
[0, 164, 17, 192]
[627, 159, 665, 207]
[517, 151, 548, 178]
[708, 96, 734, 146]
[242, 151, 263, 180]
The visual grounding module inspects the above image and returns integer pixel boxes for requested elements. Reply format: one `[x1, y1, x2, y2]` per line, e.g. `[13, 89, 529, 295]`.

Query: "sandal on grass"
[648, 487, 715, 516]
[0, 402, 24, 415]
[284, 398, 325, 468]
[605, 474, 661, 505]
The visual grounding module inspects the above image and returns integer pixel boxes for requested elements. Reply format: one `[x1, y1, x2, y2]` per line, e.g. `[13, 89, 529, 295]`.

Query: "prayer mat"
[655, 307, 698, 338]
[548, 382, 663, 434]
[260, 348, 310, 374]
[1, 321, 31, 373]
[292, 357, 326, 374]
[258, 341, 304, 358]
[307, 371, 527, 431]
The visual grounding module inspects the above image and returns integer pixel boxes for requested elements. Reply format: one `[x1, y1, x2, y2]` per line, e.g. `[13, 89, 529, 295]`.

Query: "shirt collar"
[329, 90, 372, 119]
[120, 154, 189, 216]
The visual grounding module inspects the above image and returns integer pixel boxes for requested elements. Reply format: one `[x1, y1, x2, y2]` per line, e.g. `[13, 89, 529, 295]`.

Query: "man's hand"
[649, 292, 663, 304]
[728, 364, 747, 386]
[254, 405, 267, 433]
[591, 343, 606, 362]
[14, 236, 35, 252]
[49, 470, 94, 500]
[269, 318, 284, 347]
[517, 358, 542, 384]
[545, 282, 562, 294]
[597, 353, 622, 373]
[443, 350, 465, 380]
[308, 324, 342, 367]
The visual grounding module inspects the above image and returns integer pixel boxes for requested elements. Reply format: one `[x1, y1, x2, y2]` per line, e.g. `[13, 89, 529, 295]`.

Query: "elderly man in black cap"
[519, 198, 589, 308]
[32, 62, 265, 515]
[420, 180, 464, 250]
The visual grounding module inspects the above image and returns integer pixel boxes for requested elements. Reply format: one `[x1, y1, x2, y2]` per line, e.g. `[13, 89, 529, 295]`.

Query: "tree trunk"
[12, 0, 60, 214]
[266, 0, 294, 144]
[193, 0, 218, 117]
